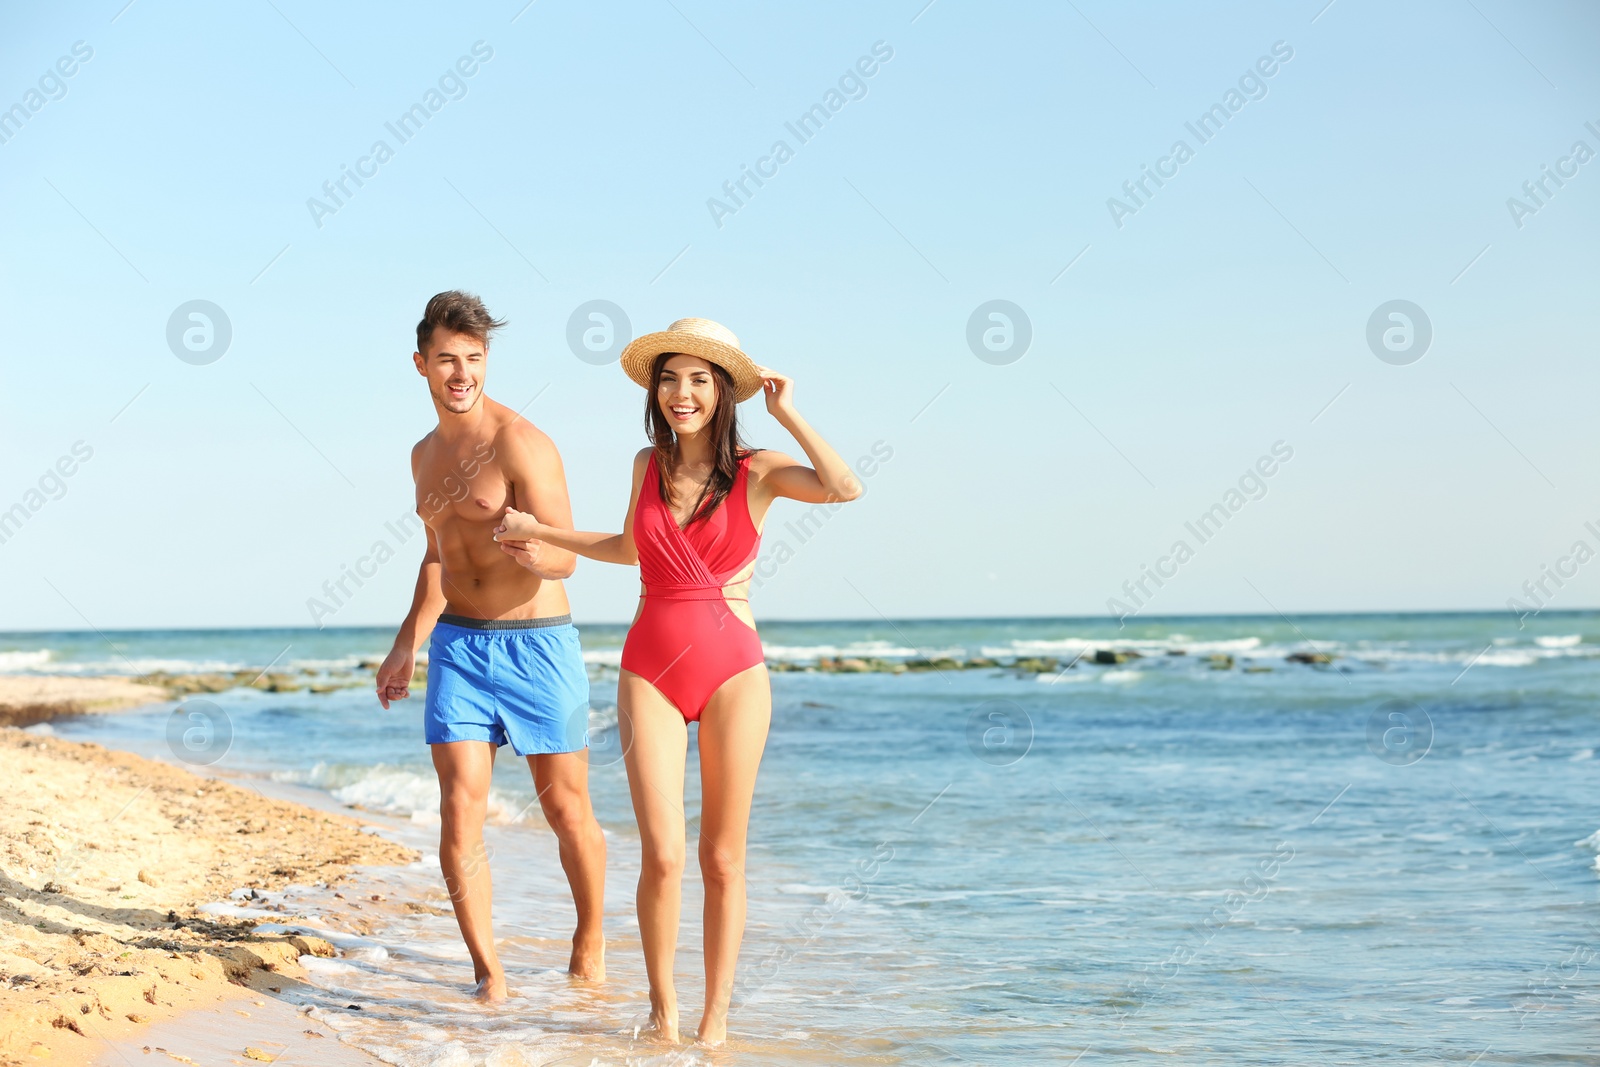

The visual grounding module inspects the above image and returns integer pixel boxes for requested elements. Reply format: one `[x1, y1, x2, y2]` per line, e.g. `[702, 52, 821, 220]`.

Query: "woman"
[494, 317, 861, 1044]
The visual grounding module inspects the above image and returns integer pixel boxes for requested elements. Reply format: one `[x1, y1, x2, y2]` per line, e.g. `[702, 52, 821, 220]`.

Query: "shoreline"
[0, 728, 417, 1066]
[1, 623, 1591, 1064]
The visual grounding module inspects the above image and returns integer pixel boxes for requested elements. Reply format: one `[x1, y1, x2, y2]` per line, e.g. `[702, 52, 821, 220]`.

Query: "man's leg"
[530, 750, 607, 980]
[431, 740, 504, 1001]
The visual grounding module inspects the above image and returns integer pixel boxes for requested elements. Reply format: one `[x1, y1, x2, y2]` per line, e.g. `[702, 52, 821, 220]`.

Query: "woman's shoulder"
[631, 447, 657, 489]
[744, 448, 795, 474]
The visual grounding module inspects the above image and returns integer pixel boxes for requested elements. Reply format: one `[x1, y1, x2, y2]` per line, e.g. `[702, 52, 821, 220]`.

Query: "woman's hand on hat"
[756, 365, 796, 418]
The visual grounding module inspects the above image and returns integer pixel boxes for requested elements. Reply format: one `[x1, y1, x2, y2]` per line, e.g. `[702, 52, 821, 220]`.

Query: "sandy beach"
[0, 721, 416, 1066]
[0, 676, 173, 730]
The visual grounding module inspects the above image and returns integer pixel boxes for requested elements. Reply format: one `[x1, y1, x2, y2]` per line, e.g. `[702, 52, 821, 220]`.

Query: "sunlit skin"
[496, 351, 862, 1044]
[420, 330, 485, 415]
[376, 327, 607, 1002]
[657, 358, 718, 435]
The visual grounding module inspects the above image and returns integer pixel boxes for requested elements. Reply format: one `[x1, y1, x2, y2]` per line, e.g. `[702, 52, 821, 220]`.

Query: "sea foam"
[0, 649, 52, 671]
[1535, 634, 1583, 648]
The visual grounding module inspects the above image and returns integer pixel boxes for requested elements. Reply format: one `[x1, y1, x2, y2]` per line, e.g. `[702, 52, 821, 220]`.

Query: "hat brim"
[619, 332, 763, 403]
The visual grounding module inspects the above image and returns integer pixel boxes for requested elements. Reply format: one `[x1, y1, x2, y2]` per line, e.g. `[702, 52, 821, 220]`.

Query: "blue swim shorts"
[424, 614, 590, 756]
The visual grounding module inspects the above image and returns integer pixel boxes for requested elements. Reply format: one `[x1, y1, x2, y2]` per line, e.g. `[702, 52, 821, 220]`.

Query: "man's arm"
[376, 526, 445, 708]
[376, 443, 446, 708]
[396, 525, 447, 650]
[497, 421, 579, 580]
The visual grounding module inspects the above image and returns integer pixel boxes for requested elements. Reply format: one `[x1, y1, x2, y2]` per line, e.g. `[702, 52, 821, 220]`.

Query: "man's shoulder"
[409, 430, 437, 470]
[484, 399, 557, 462]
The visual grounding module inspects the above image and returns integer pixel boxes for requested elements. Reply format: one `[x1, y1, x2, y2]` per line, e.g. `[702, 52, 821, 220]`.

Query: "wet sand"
[89, 993, 387, 1066]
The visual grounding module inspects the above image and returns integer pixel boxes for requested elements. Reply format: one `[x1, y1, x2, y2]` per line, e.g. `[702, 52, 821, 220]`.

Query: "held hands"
[495, 506, 543, 542]
[755, 365, 797, 420]
[375, 646, 413, 709]
[495, 506, 545, 572]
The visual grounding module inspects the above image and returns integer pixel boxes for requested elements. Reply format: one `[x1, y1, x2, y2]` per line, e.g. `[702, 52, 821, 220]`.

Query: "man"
[376, 290, 605, 1000]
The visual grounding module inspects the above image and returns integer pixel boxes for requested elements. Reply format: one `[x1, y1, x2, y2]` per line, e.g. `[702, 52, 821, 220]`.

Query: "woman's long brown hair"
[645, 351, 753, 525]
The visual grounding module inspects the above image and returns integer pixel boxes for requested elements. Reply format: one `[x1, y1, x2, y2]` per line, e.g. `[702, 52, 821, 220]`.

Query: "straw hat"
[619, 318, 763, 403]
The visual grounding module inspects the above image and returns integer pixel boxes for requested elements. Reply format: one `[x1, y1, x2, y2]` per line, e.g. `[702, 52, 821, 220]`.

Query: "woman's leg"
[694, 664, 772, 1044]
[618, 670, 690, 1041]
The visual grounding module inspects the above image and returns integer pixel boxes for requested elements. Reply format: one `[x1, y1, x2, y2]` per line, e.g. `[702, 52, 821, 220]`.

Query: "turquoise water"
[7, 612, 1600, 1065]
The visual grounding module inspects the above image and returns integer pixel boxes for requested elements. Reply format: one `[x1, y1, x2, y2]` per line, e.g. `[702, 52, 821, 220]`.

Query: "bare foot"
[643, 994, 679, 1043]
[696, 1010, 728, 1046]
[568, 935, 605, 981]
[472, 973, 508, 1003]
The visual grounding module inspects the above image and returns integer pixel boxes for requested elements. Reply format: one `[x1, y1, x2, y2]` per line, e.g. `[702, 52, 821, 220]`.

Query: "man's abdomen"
[439, 556, 571, 621]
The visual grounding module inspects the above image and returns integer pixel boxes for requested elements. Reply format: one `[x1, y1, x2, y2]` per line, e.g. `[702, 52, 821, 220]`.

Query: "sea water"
[7, 612, 1599, 1065]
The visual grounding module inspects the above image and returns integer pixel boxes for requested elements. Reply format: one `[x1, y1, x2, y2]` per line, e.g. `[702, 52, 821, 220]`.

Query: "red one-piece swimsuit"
[621, 450, 765, 721]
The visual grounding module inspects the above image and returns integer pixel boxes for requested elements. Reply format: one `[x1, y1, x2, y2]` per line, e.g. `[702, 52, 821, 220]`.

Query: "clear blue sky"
[2, 0, 1598, 629]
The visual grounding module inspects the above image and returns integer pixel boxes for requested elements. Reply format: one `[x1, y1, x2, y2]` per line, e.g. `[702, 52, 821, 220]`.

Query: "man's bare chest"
[416, 440, 512, 527]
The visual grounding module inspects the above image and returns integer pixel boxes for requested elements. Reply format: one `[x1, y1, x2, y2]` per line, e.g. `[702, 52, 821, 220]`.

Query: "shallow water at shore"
[13, 612, 1600, 1064]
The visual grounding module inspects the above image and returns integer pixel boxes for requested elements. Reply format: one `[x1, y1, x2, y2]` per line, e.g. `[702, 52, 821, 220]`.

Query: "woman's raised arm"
[750, 366, 863, 505]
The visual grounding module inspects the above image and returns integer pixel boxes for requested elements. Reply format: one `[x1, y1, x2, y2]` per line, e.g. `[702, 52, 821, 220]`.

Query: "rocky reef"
[120, 646, 1346, 700]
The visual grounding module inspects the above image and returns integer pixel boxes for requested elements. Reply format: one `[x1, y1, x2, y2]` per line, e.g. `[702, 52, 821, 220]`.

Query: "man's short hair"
[416, 290, 506, 354]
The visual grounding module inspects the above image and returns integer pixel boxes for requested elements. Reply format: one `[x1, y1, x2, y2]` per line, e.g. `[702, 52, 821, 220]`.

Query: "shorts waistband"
[437, 613, 573, 631]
